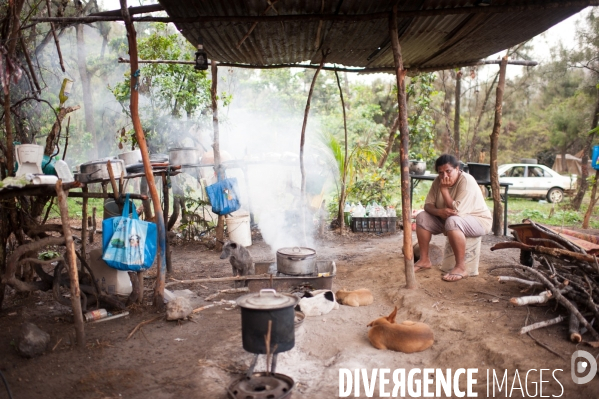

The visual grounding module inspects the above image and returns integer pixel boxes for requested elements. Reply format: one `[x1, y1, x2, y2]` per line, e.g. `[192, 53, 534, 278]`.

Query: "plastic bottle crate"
[351, 217, 397, 233]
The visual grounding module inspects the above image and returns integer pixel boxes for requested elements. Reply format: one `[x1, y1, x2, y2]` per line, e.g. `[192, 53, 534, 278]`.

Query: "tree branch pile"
[491, 220, 599, 343]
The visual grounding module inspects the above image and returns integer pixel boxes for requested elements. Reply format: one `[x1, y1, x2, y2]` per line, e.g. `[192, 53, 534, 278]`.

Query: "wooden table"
[410, 174, 512, 236]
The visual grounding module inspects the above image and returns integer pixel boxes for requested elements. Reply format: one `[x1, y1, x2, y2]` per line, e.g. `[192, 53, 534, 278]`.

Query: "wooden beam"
[90, 4, 164, 17]
[117, 57, 538, 73]
[390, 7, 417, 290]
[31, 1, 599, 24]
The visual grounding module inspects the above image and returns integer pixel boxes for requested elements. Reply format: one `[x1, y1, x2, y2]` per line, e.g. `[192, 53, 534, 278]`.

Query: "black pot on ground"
[236, 289, 298, 354]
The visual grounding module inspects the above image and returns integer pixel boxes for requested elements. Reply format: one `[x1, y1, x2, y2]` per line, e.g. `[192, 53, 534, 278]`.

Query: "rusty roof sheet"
[156, 0, 592, 70]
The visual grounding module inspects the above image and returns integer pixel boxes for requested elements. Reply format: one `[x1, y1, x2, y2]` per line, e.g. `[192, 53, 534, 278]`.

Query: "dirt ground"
[1, 224, 598, 399]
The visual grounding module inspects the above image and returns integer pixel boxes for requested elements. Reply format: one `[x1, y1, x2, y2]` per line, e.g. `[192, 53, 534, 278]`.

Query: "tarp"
[551, 153, 592, 175]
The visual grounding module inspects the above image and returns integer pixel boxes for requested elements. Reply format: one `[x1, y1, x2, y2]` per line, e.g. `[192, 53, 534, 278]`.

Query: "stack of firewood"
[491, 220, 599, 344]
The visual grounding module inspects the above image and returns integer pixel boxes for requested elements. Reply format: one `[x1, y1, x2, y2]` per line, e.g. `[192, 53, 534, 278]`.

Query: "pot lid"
[236, 289, 297, 310]
[168, 147, 199, 151]
[277, 246, 316, 257]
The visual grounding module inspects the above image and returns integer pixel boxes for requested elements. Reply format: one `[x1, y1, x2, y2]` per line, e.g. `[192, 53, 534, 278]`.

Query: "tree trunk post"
[334, 70, 349, 234]
[582, 169, 599, 229]
[119, 0, 166, 309]
[490, 52, 509, 236]
[81, 186, 88, 257]
[299, 52, 327, 244]
[55, 180, 85, 348]
[571, 91, 599, 210]
[211, 60, 226, 252]
[390, 7, 417, 289]
[454, 69, 462, 159]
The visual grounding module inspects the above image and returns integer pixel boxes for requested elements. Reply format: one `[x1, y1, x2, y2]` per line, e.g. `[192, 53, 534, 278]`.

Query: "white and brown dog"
[366, 307, 434, 353]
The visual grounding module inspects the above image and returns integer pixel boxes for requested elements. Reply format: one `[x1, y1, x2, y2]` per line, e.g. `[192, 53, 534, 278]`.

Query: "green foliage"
[520, 209, 547, 220]
[110, 24, 213, 153]
[346, 167, 401, 207]
[407, 73, 438, 162]
[38, 250, 60, 260]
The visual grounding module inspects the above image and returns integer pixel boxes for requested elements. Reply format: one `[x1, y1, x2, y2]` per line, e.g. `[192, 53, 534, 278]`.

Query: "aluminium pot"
[236, 289, 298, 354]
[78, 159, 126, 182]
[168, 147, 201, 167]
[276, 246, 316, 275]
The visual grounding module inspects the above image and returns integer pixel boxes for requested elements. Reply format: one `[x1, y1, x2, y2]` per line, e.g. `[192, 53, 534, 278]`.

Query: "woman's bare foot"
[414, 259, 432, 273]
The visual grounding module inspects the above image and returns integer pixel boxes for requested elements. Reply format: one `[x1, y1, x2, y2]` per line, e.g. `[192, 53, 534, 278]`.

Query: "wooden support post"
[211, 60, 226, 251]
[582, 169, 599, 229]
[106, 160, 119, 200]
[55, 180, 85, 348]
[120, 0, 166, 309]
[299, 51, 328, 244]
[390, 7, 417, 289]
[162, 174, 172, 273]
[454, 69, 462, 159]
[334, 70, 349, 234]
[81, 186, 88, 257]
[490, 51, 508, 236]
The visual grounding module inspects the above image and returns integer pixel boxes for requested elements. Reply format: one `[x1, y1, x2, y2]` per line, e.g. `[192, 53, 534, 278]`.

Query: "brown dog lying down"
[367, 307, 434, 353]
[335, 288, 374, 307]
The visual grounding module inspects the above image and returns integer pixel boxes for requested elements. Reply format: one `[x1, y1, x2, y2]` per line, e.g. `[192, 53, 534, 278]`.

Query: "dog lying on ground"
[219, 241, 254, 276]
[335, 288, 373, 307]
[295, 290, 339, 316]
[366, 307, 434, 353]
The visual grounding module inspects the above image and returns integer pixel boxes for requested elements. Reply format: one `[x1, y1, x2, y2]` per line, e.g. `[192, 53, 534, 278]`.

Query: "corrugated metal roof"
[157, 0, 591, 70]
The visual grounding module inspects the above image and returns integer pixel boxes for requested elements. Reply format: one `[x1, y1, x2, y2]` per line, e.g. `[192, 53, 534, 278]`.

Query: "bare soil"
[1, 226, 598, 399]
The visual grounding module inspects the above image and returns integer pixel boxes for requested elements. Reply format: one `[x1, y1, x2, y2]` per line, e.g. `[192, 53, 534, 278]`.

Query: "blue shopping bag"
[205, 177, 241, 215]
[102, 194, 157, 271]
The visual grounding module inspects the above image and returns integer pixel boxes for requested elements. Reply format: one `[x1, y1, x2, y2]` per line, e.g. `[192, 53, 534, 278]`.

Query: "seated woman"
[413, 154, 492, 282]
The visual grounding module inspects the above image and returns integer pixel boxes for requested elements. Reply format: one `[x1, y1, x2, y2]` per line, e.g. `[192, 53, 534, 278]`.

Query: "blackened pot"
[236, 289, 298, 354]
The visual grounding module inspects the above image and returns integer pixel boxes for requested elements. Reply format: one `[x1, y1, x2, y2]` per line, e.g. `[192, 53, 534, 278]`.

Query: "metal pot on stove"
[276, 246, 316, 275]
[236, 289, 298, 354]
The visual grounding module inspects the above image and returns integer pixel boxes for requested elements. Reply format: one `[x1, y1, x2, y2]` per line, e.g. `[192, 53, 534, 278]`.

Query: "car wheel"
[547, 188, 564, 203]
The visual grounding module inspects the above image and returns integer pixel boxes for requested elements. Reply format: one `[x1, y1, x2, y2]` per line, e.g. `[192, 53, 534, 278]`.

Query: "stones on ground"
[18, 322, 50, 358]
[166, 297, 193, 320]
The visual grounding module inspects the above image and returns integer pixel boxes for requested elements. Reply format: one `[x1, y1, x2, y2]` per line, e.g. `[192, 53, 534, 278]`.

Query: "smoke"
[216, 73, 336, 254]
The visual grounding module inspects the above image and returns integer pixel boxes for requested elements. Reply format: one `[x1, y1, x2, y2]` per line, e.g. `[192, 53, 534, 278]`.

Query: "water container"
[54, 160, 74, 183]
[593, 145, 599, 171]
[226, 212, 252, 247]
[88, 249, 132, 295]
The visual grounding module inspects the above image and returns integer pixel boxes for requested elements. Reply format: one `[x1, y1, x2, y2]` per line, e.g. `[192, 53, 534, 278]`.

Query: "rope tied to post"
[132, 69, 140, 91]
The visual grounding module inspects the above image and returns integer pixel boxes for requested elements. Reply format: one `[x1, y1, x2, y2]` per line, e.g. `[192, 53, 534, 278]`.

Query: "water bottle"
[54, 160, 74, 183]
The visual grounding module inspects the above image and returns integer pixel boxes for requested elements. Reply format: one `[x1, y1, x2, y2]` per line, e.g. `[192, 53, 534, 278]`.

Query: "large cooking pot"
[236, 289, 298, 354]
[276, 247, 316, 275]
[168, 147, 201, 167]
[117, 149, 142, 166]
[77, 159, 126, 183]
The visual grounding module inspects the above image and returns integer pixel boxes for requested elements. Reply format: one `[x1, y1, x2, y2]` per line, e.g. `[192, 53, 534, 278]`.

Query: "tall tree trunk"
[76, 24, 98, 159]
[390, 8, 416, 290]
[454, 69, 462, 159]
[379, 116, 399, 168]
[571, 90, 599, 210]
[119, 0, 166, 309]
[334, 70, 349, 233]
[490, 52, 509, 236]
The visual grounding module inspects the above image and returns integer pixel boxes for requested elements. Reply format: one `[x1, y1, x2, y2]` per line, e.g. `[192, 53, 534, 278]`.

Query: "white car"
[498, 163, 577, 203]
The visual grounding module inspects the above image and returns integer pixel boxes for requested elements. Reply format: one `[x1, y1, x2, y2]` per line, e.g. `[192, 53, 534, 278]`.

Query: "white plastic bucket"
[441, 236, 482, 276]
[226, 212, 252, 247]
